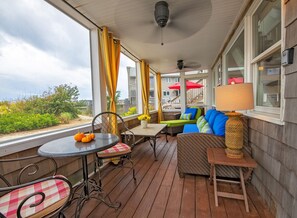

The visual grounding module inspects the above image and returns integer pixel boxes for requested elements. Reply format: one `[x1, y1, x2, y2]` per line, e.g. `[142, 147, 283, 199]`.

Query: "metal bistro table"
[38, 133, 120, 217]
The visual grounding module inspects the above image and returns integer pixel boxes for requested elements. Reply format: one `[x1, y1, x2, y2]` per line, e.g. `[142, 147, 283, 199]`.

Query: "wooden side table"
[207, 148, 257, 212]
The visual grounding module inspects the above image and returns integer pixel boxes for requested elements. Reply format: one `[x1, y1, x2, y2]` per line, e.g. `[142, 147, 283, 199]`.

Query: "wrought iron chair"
[92, 111, 136, 187]
[0, 155, 72, 218]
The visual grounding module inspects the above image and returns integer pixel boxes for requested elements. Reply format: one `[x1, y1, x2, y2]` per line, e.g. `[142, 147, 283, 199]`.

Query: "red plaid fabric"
[97, 142, 131, 157]
[0, 175, 70, 218]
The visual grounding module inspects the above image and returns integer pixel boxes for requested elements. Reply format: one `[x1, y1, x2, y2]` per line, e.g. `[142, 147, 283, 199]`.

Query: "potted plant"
[138, 114, 151, 128]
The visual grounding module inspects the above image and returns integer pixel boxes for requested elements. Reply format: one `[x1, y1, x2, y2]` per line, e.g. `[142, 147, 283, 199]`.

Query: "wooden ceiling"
[48, 0, 249, 73]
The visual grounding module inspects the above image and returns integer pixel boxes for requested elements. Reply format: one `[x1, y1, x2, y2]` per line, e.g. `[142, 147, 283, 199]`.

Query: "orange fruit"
[74, 132, 85, 142]
[81, 134, 93, 143]
[89, 133, 95, 139]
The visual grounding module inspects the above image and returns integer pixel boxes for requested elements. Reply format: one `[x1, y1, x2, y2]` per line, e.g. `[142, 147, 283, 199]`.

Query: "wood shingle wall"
[250, 1, 297, 217]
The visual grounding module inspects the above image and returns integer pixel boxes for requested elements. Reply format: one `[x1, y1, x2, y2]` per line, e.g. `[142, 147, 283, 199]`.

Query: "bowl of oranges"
[74, 132, 95, 143]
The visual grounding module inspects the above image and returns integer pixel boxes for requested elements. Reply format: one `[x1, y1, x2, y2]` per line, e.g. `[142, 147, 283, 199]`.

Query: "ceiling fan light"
[177, 60, 184, 70]
[154, 1, 169, 28]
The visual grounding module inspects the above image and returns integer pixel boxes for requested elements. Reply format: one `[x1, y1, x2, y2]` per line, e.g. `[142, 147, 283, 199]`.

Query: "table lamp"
[215, 83, 254, 158]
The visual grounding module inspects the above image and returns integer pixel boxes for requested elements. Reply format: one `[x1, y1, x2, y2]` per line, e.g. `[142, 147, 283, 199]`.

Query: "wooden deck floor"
[64, 134, 274, 218]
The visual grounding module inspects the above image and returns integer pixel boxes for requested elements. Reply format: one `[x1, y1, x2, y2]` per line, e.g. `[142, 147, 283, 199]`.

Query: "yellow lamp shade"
[215, 83, 254, 112]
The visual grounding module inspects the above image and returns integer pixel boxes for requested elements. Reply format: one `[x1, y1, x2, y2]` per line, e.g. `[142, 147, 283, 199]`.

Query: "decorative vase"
[141, 120, 148, 128]
[225, 112, 244, 159]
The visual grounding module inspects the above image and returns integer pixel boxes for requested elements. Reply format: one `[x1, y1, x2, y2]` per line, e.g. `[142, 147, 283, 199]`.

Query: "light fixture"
[215, 83, 254, 158]
[154, 1, 169, 46]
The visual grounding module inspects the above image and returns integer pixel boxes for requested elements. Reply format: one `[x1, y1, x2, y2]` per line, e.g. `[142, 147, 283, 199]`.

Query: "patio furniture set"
[0, 109, 256, 217]
[0, 112, 167, 218]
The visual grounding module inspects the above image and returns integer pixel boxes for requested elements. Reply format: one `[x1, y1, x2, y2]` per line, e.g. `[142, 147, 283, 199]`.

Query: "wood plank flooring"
[64, 134, 273, 218]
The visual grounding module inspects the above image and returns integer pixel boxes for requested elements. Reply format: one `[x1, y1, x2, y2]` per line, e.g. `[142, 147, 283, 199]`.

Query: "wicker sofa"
[161, 107, 204, 136]
[177, 109, 250, 178]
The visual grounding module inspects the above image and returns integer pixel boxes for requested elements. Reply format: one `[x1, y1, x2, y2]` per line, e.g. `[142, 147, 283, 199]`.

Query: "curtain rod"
[62, 0, 157, 74]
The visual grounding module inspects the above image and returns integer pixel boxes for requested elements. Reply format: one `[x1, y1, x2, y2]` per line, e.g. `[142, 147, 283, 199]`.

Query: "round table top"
[38, 133, 119, 158]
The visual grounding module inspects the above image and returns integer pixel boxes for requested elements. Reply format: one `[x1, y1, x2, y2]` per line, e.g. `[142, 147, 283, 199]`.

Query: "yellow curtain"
[156, 73, 164, 123]
[99, 26, 121, 134]
[140, 60, 150, 115]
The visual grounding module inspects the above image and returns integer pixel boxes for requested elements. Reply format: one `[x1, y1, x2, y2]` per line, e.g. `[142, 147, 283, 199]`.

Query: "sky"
[0, 0, 135, 101]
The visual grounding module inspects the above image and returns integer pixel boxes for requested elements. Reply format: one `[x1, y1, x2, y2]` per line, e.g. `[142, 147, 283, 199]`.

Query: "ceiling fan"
[115, 0, 212, 44]
[167, 60, 201, 73]
[177, 60, 200, 70]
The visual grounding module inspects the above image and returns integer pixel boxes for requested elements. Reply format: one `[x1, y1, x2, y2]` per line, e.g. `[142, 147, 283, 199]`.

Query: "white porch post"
[180, 72, 186, 112]
[136, 62, 143, 114]
[90, 29, 106, 115]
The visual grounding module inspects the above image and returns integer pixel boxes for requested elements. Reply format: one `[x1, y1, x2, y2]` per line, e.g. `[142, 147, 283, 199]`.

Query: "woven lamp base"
[225, 112, 244, 159]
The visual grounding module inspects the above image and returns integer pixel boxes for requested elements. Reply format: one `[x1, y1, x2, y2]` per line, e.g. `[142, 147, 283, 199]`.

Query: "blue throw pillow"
[180, 113, 192, 120]
[208, 111, 220, 129]
[185, 108, 197, 120]
[205, 109, 216, 121]
[200, 123, 213, 134]
[190, 107, 202, 120]
[212, 113, 228, 137]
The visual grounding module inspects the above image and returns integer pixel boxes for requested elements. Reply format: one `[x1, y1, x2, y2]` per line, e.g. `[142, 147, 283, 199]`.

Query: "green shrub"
[121, 107, 137, 117]
[0, 113, 59, 134]
[59, 112, 73, 124]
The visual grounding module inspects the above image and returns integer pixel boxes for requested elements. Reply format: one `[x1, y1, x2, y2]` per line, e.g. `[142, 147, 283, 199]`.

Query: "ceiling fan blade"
[163, 67, 181, 74]
[184, 64, 201, 69]
[170, 2, 199, 20]
[166, 22, 192, 37]
[145, 26, 160, 43]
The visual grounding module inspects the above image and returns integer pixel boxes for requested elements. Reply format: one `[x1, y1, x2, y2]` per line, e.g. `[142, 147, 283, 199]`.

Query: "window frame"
[115, 50, 139, 117]
[212, 59, 222, 106]
[246, 0, 283, 119]
[0, 3, 94, 145]
[224, 30, 245, 85]
[222, 25, 245, 86]
[149, 70, 157, 111]
[217, 0, 284, 124]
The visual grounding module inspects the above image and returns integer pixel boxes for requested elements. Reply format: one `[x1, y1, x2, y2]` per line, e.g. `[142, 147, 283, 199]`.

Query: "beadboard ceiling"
[48, 0, 248, 73]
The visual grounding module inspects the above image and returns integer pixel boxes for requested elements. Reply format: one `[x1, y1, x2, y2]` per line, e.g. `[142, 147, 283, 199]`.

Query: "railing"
[162, 79, 204, 110]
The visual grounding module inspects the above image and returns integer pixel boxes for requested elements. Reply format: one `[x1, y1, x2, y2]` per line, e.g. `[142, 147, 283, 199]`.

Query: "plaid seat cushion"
[97, 142, 131, 158]
[0, 175, 70, 218]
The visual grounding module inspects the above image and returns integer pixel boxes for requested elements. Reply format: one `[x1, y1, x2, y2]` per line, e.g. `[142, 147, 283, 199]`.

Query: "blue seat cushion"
[185, 108, 198, 120]
[213, 113, 228, 137]
[205, 109, 216, 122]
[208, 110, 220, 129]
[183, 124, 199, 133]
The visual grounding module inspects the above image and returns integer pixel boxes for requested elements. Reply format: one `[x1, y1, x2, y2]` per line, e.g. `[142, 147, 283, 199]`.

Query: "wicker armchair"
[0, 155, 72, 218]
[177, 116, 250, 178]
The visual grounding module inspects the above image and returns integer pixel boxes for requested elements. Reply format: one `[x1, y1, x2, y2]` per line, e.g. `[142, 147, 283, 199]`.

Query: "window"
[226, 31, 244, 84]
[186, 79, 205, 107]
[253, 0, 281, 57]
[116, 53, 137, 116]
[256, 50, 281, 108]
[163, 91, 170, 96]
[149, 72, 155, 110]
[160, 73, 181, 110]
[0, 1, 92, 142]
[212, 60, 222, 105]
[252, 0, 281, 113]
